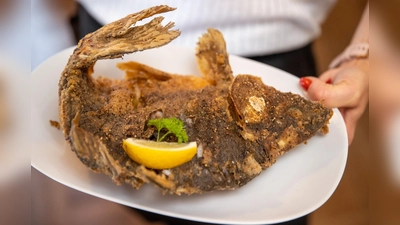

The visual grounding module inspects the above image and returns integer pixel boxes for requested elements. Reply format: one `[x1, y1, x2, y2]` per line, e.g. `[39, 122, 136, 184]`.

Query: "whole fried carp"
[58, 6, 333, 195]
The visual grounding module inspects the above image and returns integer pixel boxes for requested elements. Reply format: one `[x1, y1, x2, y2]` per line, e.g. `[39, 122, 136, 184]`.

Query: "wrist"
[329, 43, 369, 69]
[339, 57, 369, 72]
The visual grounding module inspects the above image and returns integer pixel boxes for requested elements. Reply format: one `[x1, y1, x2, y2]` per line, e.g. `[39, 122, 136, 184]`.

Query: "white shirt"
[77, 0, 336, 56]
[31, 0, 336, 69]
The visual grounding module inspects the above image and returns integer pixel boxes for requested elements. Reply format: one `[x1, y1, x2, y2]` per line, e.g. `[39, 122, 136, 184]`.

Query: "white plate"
[31, 45, 348, 225]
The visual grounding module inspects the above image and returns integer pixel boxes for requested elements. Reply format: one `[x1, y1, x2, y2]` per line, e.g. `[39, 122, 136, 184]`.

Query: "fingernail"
[299, 78, 312, 91]
[326, 79, 332, 84]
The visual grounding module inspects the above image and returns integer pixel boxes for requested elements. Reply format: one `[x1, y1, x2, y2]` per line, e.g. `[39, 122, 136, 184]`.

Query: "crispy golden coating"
[59, 6, 333, 195]
[195, 29, 233, 85]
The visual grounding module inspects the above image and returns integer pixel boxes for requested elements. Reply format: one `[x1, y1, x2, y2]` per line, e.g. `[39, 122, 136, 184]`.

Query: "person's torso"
[78, 0, 336, 56]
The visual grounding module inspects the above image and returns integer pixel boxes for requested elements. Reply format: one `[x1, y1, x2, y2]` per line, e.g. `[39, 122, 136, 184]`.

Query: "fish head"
[229, 74, 333, 154]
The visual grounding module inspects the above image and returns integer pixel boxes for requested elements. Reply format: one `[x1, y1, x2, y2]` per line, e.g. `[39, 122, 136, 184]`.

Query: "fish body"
[59, 6, 332, 195]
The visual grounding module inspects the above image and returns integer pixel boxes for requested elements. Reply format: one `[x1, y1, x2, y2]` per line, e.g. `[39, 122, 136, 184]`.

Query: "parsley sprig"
[147, 118, 189, 143]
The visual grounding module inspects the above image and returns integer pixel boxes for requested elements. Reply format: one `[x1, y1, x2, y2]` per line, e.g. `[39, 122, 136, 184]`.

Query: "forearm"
[351, 3, 369, 45]
[329, 3, 369, 69]
[348, 2, 369, 72]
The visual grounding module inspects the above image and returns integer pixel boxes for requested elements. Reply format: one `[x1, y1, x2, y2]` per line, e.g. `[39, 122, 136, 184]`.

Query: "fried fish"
[58, 5, 333, 195]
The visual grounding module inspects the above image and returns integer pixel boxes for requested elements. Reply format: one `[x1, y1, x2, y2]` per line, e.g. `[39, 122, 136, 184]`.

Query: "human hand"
[299, 59, 369, 145]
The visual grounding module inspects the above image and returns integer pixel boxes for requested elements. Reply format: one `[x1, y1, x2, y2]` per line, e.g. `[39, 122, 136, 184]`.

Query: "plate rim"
[31, 45, 348, 224]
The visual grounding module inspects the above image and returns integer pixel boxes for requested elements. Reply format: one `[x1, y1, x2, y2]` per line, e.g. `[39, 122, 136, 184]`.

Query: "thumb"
[299, 76, 353, 108]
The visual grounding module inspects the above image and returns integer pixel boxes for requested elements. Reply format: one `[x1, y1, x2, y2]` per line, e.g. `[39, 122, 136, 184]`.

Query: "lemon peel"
[122, 138, 197, 169]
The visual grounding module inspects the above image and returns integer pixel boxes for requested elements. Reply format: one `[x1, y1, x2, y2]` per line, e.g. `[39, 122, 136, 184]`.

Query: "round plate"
[31, 45, 348, 225]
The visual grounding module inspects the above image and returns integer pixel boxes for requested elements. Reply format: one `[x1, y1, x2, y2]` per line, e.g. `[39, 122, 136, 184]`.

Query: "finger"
[334, 106, 355, 145]
[342, 99, 368, 146]
[341, 107, 365, 146]
[341, 108, 356, 145]
[300, 76, 355, 108]
[319, 69, 338, 83]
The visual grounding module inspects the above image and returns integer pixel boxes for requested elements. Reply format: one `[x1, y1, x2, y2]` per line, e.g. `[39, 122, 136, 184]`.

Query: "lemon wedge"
[122, 138, 197, 169]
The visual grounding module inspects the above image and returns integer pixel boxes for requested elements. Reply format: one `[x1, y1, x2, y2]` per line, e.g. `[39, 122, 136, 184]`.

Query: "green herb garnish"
[147, 118, 188, 143]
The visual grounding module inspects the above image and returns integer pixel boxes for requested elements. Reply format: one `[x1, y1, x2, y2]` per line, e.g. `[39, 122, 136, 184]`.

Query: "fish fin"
[196, 29, 233, 85]
[74, 5, 180, 63]
[117, 61, 172, 81]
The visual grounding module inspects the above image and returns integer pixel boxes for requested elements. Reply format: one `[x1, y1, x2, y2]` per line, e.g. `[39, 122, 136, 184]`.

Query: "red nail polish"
[326, 79, 332, 84]
[299, 78, 312, 91]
